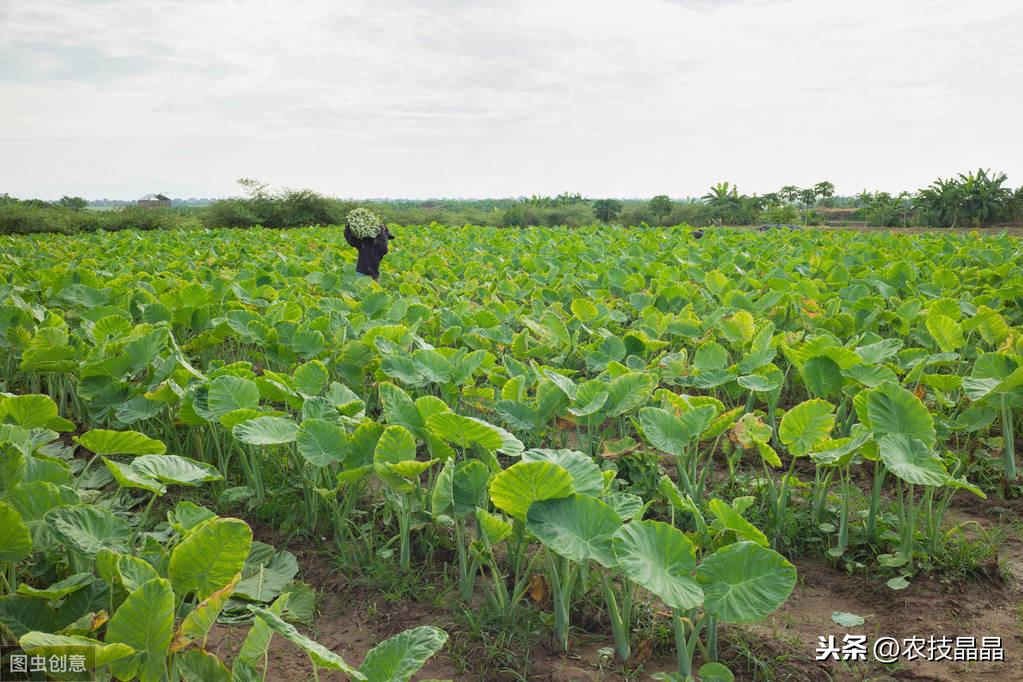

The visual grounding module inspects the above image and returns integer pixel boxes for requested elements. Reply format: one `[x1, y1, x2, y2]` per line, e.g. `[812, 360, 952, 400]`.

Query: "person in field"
[344, 208, 394, 280]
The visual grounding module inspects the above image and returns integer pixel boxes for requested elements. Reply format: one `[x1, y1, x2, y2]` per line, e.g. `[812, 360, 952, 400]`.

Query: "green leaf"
[118, 555, 160, 593]
[926, 314, 964, 352]
[238, 593, 289, 666]
[132, 454, 222, 486]
[865, 382, 936, 447]
[831, 611, 865, 627]
[0, 394, 74, 431]
[178, 649, 231, 682]
[19, 632, 135, 668]
[296, 419, 348, 466]
[707, 499, 768, 546]
[74, 429, 166, 456]
[611, 520, 702, 610]
[0, 595, 57, 639]
[521, 449, 603, 497]
[233, 416, 299, 445]
[248, 605, 366, 679]
[207, 376, 260, 417]
[104, 457, 167, 494]
[0, 501, 32, 562]
[106, 578, 175, 682]
[489, 461, 575, 521]
[17, 573, 93, 600]
[779, 399, 835, 456]
[698, 662, 735, 682]
[358, 625, 449, 682]
[877, 434, 949, 487]
[46, 505, 130, 556]
[802, 356, 843, 398]
[696, 541, 796, 623]
[170, 518, 253, 599]
[426, 413, 524, 455]
[176, 574, 240, 645]
[526, 494, 622, 568]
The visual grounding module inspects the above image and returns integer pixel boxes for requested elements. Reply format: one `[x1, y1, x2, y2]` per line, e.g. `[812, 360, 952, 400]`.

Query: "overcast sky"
[2, 0, 1021, 200]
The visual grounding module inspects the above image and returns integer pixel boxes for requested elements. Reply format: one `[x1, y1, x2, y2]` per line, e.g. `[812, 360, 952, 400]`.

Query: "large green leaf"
[176, 574, 240, 645]
[170, 517, 253, 599]
[177, 649, 231, 682]
[0, 394, 74, 431]
[296, 419, 348, 466]
[521, 449, 603, 497]
[696, 541, 796, 623]
[489, 461, 575, 521]
[0, 502, 32, 562]
[707, 499, 768, 546]
[865, 382, 935, 446]
[359, 625, 448, 682]
[74, 429, 166, 456]
[248, 605, 366, 679]
[611, 520, 702, 610]
[526, 494, 621, 568]
[0, 595, 57, 639]
[207, 376, 260, 418]
[426, 412, 524, 455]
[46, 505, 131, 556]
[801, 356, 843, 398]
[779, 399, 835, 456]
[133, 454, 221, 486]
[16, 573, 93, 600]
[232, 416, 299, 445]
[19, 632, 135, 668]
[877, 433, 949, 486]
[926, 313, 964, 353]
[106, 578, 175, 682]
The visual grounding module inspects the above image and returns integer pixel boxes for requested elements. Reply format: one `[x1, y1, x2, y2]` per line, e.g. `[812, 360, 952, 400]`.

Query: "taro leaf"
[233, 416, 299, 445]
[603, 492, 644, 521]
[865, 382, 935, 447]
[19, 632, 135, 668]
[234, 551, 299, 603]
[207, 376, 260, 418]
[248, 605, 366, 679]
[696, 541, 796, 623]
[426, 412, 524, 456]
[0, 502, 32, 562]
[280, 581, 317, 625]
[926, 314, 964, 353]
[358, 625, 449, 682]
[698, 662, 734, 682]
[106, 578, 175, 682]
[567, 381, 610, 417]
[177, 649, 231, 682]
[46, 505, 130, 556]
[132, 454, 222, 486]
[117, 555, 160, 593]
[74, 429, 166, 456]
[605, 372, 656, 417]
[831, 611, 865, 627]
[779, 399, 835, 456]
[526, 493, 622, 568]
[175, 574, 241, 646]
[521, 449, 603, 497]
[169, 517, 253, 599]
[489, 461, 575, 521]
[238, 593, 289, 666]
[296, 419, 348, 466]
[611, 520, 703, 610]
[378, 382, 426, 437]
[17, 573, 93, 601]
[802, 356, 843, 398]
[451, 460, 491, 518]
[0, 394, 74, 431]
[707, 499, 768, 546]
[877, 434, 949, 487]
[0, 595, 57, 639]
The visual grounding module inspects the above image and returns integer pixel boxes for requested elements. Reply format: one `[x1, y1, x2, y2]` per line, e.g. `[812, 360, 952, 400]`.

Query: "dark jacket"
[344, 224, 394, 280]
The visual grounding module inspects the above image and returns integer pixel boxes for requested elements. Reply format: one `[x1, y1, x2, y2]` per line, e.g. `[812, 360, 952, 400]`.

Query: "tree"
[58, 196, 88, 211]
[592, 199, 623, 223]
[648, 195, 673, 219]
[702, 182, 739, 208]
[778, 185, 802, 204]
[813, 181, 835, 199]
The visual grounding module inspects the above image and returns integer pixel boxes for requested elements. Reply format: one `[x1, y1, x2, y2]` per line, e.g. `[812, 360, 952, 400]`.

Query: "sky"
[1, 0, 1022, 200]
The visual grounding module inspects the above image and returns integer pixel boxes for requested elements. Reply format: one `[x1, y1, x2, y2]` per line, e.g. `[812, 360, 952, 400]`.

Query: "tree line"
[2, 170, 1021, 235]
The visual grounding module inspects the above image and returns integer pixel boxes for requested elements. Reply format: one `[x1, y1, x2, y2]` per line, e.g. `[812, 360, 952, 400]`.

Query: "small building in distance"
[137, 193, 171, 208]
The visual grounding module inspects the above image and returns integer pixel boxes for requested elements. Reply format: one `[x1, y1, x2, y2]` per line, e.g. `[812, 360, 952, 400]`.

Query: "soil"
[201, 505, 1023, 682]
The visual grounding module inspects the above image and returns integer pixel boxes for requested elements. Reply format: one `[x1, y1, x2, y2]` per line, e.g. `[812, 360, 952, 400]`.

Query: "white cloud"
[0, 0, 1020, 198]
